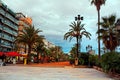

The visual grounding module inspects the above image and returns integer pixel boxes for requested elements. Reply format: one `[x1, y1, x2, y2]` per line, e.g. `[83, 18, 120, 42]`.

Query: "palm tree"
[97, 14, 118, 52]
[64, 21, 91, 62]
[91, 0, 106, 58]
[48, 46, 62, 62]
[34, 39, 44, 63]
[16, 26, 43, 63]
[55, 46, 62, 61]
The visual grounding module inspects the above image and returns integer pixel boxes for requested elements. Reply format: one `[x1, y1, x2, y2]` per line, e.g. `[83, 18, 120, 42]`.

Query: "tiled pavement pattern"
[0, 66, 115, 80]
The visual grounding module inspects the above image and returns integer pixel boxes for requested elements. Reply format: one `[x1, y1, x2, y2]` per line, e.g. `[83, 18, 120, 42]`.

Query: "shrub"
[79, 52, 89, 65]
[101, 52, 120, 74]
[69, 58, 75, 65]
[94, 55, 102, 67]
[89, 54, 97, 66]
[78, 58, 84, 65]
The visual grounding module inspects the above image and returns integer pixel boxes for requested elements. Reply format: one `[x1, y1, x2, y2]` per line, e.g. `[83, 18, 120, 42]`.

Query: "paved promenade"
[0, 63, 116, 80]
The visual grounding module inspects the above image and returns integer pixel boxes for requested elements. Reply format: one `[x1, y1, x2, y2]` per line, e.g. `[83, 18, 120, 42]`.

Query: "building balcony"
[19, 21, 29, 27]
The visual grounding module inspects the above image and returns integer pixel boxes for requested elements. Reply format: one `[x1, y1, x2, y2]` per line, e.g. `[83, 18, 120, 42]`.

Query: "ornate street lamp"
[86, 45, 92, 52]
[74, 15, 83, 66]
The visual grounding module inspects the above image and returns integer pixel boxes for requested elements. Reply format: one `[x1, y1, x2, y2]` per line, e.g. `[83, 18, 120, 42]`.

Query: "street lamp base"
[75, 57, 78, 66]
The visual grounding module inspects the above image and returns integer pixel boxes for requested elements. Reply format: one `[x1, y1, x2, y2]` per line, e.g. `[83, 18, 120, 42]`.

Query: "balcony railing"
[0, 8, 5, 16]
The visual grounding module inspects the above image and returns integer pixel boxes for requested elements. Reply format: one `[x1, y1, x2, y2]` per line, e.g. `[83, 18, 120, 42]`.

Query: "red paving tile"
[11, 61, 71, 67]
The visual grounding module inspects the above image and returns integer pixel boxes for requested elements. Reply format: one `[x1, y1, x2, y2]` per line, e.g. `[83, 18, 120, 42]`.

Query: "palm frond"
[91, 0, 94, 5]
[64, 21, 91, 43]
[99, 14, 118, 51]
[109, 14, 116, 26]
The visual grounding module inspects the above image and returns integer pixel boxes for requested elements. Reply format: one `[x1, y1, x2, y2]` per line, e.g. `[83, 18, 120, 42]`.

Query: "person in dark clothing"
[1, 54, 6, 66]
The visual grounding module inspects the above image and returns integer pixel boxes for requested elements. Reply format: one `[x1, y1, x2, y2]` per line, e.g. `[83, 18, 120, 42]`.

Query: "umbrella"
[6, 51, 21, 57]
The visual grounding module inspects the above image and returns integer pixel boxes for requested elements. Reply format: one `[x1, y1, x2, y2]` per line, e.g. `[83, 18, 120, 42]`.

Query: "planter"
[93, 66, 103, 72]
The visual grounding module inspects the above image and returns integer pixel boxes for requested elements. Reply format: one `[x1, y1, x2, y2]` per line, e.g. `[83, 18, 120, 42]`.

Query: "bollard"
[24, 58, 27, 65]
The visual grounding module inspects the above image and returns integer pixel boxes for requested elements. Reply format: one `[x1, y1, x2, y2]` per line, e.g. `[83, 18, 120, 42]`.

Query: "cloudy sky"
[2, 0, 120, 54]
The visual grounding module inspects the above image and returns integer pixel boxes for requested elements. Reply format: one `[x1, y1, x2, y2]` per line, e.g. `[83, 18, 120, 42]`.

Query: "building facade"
[43, 39, 55, 49]
[0, 0, 56, 54]
[16, 13, 32, 54]
[0, 1, 18, 52]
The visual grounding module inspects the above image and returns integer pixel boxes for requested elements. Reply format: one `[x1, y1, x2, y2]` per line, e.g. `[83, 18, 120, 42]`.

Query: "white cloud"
[3, 0, 120, 53]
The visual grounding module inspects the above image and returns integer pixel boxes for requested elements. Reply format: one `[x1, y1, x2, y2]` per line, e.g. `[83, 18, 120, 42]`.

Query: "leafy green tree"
[34, 40, 44, 63]
[98, 15, 118, 51]
[49, 46, 63, 62]
[91, 0, 106, 58]
[55, 46, 63, 61]
[49, 47, 56, 60]
[64, 21, 91, 58]
[16, 26, 43, 63]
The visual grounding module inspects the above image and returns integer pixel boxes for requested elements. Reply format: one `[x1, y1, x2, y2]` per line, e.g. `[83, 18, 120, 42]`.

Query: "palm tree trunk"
[76, 36, 79, 58]
[25, 44, 27, 53]
[75, 36, 79, 66]
[79, 36, 81, 57]
[98, 9, 101, 59]
[37, 52, 39, 63]
[27, 45, 31, 64]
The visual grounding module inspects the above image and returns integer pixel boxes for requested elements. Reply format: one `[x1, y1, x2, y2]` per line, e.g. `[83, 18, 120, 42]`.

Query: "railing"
[0, 8, 18, 25]
[3, 20, 18, 31]
[0, 8, 5, 16]
[6, 13, 18, 24]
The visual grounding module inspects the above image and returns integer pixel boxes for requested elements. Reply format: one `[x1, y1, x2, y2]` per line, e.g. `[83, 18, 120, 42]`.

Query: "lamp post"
[86, 45, 92, 67]
[74, 15, 83, 66]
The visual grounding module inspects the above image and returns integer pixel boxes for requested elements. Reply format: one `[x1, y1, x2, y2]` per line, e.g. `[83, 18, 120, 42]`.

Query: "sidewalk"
[4, 61, 119, 80]
[0, 66, 115, 80]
